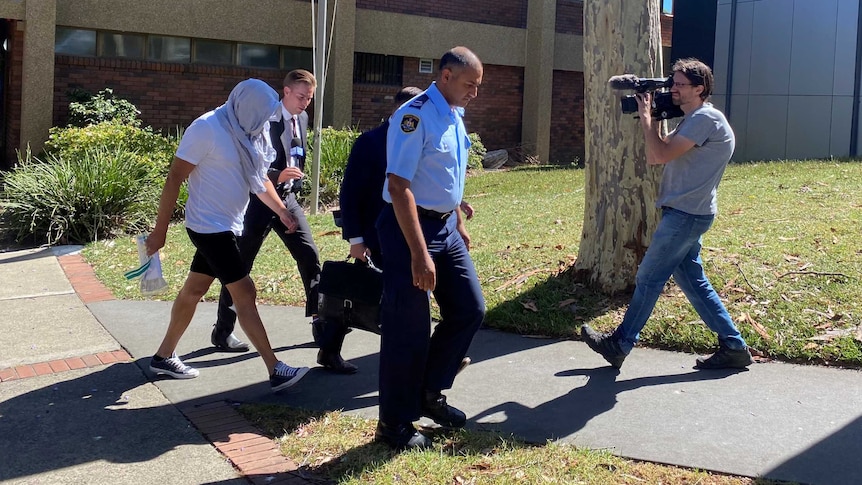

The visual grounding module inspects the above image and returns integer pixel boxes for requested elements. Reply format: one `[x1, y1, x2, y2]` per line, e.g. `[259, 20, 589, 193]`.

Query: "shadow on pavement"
[765, 414, 862, 485]
[471, 366, 745, 441]
[0, 362, 235, 483]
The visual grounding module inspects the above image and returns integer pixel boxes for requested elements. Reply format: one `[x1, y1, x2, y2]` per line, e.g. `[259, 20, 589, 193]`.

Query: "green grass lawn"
[84, 159, 862, 367]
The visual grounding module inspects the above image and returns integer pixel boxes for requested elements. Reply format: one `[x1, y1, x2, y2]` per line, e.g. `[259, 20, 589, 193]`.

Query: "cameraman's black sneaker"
[695, 345, 753, 369]
[581, 324, 627, 369]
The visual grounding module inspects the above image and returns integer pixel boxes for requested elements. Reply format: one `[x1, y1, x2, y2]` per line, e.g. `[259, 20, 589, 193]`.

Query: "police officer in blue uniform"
[374, 47, 486, 450]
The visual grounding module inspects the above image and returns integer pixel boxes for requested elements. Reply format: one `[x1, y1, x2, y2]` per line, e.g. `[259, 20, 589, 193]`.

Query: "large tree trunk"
[573, 0, 664, 294]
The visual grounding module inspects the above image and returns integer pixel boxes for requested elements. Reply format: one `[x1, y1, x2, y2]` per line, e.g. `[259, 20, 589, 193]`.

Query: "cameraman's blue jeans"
[612, 207, 747, 354]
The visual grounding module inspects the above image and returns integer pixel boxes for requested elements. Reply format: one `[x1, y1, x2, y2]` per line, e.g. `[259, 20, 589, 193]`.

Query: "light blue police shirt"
[382, 82, 471, 213]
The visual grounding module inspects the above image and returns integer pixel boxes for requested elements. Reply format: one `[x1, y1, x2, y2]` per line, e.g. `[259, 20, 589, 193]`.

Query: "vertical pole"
[311, 0, 327, 214]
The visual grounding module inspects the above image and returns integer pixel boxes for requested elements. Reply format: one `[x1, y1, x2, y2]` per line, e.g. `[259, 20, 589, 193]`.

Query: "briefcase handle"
[344, 254, 382, 273]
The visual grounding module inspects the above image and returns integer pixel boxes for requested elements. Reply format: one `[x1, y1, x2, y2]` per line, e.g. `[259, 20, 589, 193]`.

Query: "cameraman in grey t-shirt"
[582, 58, 753, 370]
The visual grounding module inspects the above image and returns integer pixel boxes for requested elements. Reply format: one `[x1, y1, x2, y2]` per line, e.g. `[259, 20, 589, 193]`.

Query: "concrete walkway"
[3, 245, 862, 485]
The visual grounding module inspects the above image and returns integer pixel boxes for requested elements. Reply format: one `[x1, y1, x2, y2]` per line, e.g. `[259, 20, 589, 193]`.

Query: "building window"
[55, 27, 96, 56]
[193, 39, 234, 65]
[99, 32, 145, 59]
[281, 47, 313, 71]
[419, 59, 434, 74]
[353, 53, 403, 85]
[238, 43, 279, 68]
[54, 29, 303, 71]
[148, 35, 190, 63]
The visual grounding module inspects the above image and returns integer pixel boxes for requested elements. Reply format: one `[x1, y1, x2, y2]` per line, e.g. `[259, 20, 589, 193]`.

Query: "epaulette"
[407, 94, 429, 109]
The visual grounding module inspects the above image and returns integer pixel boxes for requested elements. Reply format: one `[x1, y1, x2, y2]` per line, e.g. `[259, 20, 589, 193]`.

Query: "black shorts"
[186, 228, 247, 285]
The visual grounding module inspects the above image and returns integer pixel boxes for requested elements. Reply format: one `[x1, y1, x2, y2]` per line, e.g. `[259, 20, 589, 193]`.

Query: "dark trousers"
[376, 204, 485, 425]
[215, 194, 325, 336]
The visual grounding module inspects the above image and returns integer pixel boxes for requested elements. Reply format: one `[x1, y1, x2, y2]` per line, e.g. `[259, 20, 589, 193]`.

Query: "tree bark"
[573, 0, 664, 294]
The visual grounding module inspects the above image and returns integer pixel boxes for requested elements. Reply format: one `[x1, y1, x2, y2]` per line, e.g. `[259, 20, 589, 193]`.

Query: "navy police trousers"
[376, 204, 485, 425]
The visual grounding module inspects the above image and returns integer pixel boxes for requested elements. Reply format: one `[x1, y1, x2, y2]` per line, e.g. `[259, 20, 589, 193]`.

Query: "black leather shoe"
[317, 349, 359, 374]
[421, 392, 466, 428]
[374, 421, 432, 450]
[211, 327, 250, 353]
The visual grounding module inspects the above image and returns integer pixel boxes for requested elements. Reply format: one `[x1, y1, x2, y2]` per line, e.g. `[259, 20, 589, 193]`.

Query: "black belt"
[416, 206, 453, 221]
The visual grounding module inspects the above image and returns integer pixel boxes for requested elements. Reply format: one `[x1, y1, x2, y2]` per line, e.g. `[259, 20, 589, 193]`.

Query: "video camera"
[608, 74, 684, 120]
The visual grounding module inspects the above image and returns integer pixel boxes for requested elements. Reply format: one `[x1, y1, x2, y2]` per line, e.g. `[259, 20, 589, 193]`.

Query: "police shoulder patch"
[400, 114, 420, 133]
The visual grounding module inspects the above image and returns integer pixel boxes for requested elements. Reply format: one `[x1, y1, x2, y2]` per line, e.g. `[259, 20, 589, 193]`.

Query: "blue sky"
[663, 0, 673, 14]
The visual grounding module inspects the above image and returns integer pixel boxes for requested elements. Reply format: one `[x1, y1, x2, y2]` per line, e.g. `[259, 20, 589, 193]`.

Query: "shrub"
[0, 147, 161, 244]
[43, 121, 185, 217]
[468, 132, 486, 171]
[68, 88, 141, 127]
[303, 126, 361, 207]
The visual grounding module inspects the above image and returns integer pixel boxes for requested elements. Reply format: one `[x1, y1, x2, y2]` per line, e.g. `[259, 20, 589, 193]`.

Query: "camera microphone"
[290, 137, 301, 148]
[608, 74, 640, 90]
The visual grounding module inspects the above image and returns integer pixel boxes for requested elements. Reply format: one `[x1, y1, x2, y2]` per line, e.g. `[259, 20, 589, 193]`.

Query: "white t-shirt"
[176, 111, 254, 235]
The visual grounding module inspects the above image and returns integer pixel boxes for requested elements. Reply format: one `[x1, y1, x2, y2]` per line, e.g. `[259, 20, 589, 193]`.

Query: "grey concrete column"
[324, 0, 355, 128]
[521, 0, 555, 162]
[20, 0, 56, 155]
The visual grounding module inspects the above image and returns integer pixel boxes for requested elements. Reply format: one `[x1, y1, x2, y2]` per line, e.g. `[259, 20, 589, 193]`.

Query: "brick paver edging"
[0, 350, 132, 382]
[180, 400, 316, 485]
[57, 253, 115, 304]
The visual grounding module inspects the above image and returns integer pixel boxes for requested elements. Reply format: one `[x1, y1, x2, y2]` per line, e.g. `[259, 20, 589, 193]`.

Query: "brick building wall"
[550, 70, 585, 164]
[351, 58, 523, 154]
[556, 0, 583, 35]
[53, 56, 288, 135]
[357, 0, 528, 29]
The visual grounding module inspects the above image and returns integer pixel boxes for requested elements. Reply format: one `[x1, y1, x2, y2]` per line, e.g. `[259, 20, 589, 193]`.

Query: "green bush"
[43, 121, 185, 217]
[468, 132, 486, 171]
[303, 126, 361, 207]
[68, 88, 141, 127]
[0, 147, 161, 244]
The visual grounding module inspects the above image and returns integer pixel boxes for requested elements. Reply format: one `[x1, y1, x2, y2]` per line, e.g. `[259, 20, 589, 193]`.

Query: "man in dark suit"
[339, 86, 423, 264]
[212, 69, 356, 374]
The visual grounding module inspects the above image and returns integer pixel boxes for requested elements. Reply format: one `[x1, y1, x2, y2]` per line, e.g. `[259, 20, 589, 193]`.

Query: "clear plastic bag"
[123, 234, 168, 296]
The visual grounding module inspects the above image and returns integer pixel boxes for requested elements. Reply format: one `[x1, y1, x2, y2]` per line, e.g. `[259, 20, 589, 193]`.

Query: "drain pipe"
[851, 0, 862, 157]
[724, 0, 738, 118]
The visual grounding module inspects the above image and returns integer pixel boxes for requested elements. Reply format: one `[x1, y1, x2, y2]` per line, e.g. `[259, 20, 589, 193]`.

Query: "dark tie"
[269, 119, 287, 169]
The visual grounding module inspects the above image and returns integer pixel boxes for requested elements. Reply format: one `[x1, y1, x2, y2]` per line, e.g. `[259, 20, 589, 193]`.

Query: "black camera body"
[609, 74, 684, 120]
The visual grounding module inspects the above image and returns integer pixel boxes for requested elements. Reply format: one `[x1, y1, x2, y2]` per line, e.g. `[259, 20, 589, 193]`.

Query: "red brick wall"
[4, 20, 23, 168]
[465, 64, 523, 152]
[556, 0, 583, 35]
[351, 59, 523, 153]
[357, 0, 528, 29]
[550, 70, 584, 164]
[52, 56, 292, 135]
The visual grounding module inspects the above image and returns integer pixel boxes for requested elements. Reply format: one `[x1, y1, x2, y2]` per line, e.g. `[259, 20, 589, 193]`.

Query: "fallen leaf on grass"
[738, 312, 771, 341]
[494, 269, 546, 291]
[558, 298, 578, 308]
[520, 300, 538, 312]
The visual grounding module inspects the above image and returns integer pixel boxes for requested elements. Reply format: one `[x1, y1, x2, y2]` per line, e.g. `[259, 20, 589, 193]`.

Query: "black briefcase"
[318, 256, 382, 334]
